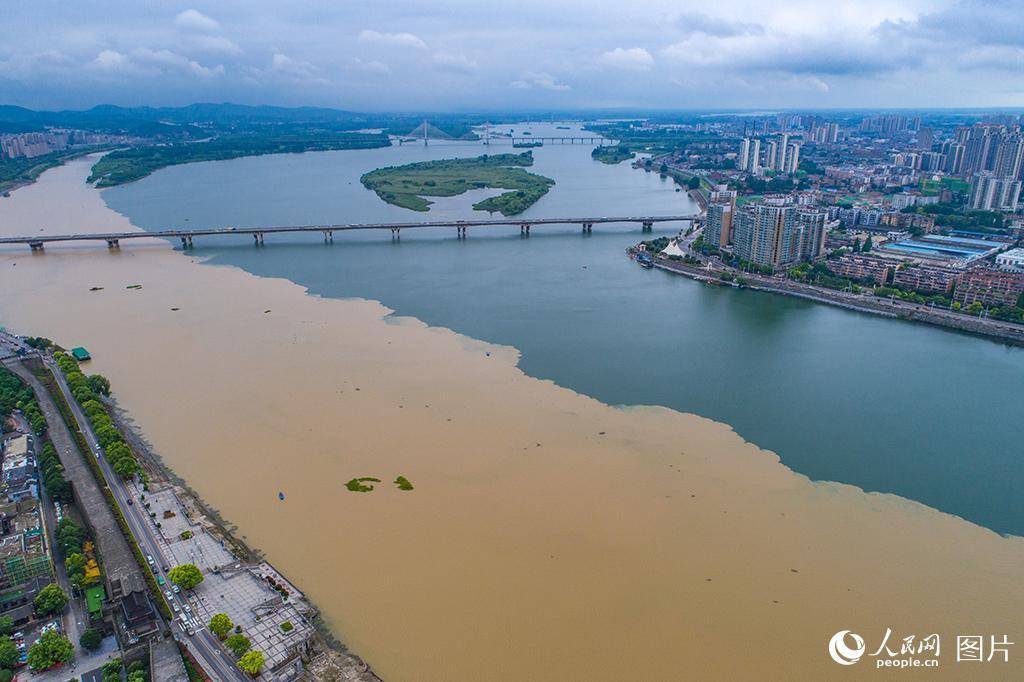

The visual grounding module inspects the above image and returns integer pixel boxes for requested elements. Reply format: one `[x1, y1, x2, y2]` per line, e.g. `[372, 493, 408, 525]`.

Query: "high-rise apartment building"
[731, 200, 830, 269]
[917, 127, 933, 151]
[795, 208, 828, 262]
[704, 190, 737, 249]
[968, 172, 1022, 212]
[775, 134, 789, 171]
[784, 143, 801, 174]
[733, 200, 799, 269]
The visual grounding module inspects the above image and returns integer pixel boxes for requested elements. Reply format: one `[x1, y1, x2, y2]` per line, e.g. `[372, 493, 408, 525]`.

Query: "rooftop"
[879, 234, 1002, 266]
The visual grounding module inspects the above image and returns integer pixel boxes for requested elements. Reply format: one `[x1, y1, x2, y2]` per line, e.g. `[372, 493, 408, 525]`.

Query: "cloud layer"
[1, 1, 1022, 110]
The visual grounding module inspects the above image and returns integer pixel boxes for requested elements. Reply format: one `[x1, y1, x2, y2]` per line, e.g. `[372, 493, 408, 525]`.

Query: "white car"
[165, 590, 174, 600]
[172, 584, 181, 594]
[183, 604, 191, 613]
[146, 555, 154, 565]
[173, 603, 180, 613]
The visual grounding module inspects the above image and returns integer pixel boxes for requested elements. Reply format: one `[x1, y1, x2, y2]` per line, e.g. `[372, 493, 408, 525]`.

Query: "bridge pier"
[180, 235, 194, 249]
[253, 232, 265, 246]
[29, 241, 44, 252]
[106, 239, 120, 249]
[520, 224, 531, 237]
[457, 226, 467, 239]
[582, 222, 593, 234]
[642, 221, 653, 232]
[324, 230, 333, 243]
[391, 227, 401, 240]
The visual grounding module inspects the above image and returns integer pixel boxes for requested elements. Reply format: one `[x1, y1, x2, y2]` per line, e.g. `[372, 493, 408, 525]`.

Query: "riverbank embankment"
[650, 255, 1024, 345]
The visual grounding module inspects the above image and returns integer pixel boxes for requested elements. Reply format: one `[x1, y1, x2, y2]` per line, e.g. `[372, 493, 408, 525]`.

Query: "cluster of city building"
[0, 433, 54, 628]
[0, 130, 129, 160]
[704, 190, 832, 270]
[729, 118, 1022, 213]
[681, 112, 1024, 314]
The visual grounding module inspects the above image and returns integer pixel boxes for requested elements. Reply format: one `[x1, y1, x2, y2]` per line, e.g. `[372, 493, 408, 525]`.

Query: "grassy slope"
[359, 152, 555, 216]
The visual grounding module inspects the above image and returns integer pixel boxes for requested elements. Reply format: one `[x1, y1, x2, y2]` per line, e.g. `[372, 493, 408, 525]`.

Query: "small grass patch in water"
[346, 477, 381, 492]
[394, 476, 414, 491]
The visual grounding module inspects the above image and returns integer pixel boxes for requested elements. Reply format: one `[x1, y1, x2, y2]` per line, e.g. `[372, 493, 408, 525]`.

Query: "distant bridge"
[508, 137, 610, 145]
[0, 215, 700, 250]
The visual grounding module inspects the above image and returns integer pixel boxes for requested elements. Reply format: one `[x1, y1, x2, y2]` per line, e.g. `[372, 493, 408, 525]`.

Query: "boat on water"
[636, 253, 654, 269]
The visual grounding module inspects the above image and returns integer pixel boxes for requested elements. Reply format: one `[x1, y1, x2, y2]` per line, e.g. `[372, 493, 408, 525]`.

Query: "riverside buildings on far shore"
[705, 192, 830, 270]
[669, 110, 1024, 319]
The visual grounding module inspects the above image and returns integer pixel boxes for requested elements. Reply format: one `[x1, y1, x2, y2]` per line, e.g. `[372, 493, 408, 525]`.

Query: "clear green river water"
[101, 122, 1024, 537]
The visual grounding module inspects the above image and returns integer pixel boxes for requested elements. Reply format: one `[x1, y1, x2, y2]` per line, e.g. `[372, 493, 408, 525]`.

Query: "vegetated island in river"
[88, 132, 391, 187]
[359, 152, 555, 216]
[591, 144, 635, 165]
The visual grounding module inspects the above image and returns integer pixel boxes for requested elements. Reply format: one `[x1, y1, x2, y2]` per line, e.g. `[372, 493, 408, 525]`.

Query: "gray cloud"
[675, 11, 763, 38]
[0, 1, 1021, 110]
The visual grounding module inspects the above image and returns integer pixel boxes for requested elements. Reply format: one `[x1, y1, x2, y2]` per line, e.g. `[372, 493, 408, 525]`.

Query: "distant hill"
[0, 103, 496, 138]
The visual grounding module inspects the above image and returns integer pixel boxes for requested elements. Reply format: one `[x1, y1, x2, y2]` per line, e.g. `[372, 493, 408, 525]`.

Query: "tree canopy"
[0, 636, 18, 669]
[225, 633, 251, 658]
[238, 649, 265, 676]
[34, 583, 69, 616]
[26, 630, 73, 671]
[79, 628, 102, 651]
[168, 563, 204, 590]
[209, 613, 233, 639]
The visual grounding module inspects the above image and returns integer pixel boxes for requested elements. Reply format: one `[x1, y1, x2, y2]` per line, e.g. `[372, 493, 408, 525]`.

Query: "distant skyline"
[3, 1, 1023, 111]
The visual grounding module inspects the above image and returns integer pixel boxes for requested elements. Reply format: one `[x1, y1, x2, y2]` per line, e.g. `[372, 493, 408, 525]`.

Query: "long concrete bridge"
[0, 215, 700, 250]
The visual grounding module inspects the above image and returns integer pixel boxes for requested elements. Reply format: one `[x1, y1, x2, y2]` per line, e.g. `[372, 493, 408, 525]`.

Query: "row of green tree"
[872, 286, 952, 307]
[100, 656, 148, 682]
[55, 352, 140, 479]
[63, 522, 102, 593]
[208, 612, 266, 675]
[0, 368, 45, 435]
[788, 262, 865, 292]
[37, 442, 72, 503]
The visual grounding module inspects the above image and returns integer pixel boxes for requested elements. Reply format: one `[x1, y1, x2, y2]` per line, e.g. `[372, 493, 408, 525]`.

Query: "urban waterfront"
[99, 126, 1024, 537]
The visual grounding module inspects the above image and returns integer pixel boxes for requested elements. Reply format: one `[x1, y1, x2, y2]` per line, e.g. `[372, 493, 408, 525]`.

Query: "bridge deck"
[0, 215, 698, 246]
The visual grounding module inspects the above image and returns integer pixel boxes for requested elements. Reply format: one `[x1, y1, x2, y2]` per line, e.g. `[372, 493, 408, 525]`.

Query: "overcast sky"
[2, 0, 1022, 111]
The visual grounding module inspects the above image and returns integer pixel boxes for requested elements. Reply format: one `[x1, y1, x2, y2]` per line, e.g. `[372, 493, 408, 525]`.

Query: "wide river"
[1, 123, 1022, 680]
[103, 122, 1024, 537]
